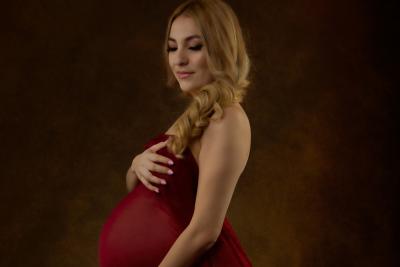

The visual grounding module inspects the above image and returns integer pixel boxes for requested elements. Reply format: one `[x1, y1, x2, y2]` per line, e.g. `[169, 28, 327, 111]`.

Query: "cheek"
[192, 53, 209, 72]
[198, 56, 212, 81]
[168, 55, 173, 69]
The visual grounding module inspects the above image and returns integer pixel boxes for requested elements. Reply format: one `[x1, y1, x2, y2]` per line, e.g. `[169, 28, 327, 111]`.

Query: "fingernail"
[161, 180, 167, 184]
[168, 160, 174, 165]
[168, 169, 173, 175]
[156, 188, 159, 193]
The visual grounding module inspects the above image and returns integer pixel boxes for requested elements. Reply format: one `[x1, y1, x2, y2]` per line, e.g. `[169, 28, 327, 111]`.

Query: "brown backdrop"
[1, 0, 397, 266]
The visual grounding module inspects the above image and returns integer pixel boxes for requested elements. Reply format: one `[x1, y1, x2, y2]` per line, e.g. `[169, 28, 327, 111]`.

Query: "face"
[168, 15, 214, 96]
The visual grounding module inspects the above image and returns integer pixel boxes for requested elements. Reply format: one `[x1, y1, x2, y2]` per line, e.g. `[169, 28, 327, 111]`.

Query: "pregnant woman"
[98, 0, 253, 266]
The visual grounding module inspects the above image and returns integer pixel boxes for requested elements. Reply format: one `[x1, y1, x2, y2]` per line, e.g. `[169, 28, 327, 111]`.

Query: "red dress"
[98, 132, 253, 267]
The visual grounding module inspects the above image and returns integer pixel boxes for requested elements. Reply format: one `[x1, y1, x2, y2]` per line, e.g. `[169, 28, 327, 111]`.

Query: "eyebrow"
[168, 34, 202, 42]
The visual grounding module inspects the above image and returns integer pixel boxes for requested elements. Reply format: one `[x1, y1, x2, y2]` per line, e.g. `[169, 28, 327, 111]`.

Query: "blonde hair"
[162, 0, 251, 159]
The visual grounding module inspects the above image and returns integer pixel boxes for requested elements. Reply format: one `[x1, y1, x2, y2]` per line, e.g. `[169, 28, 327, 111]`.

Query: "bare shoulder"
[199, 102, 251, 167]
[201, 102, 251, 146]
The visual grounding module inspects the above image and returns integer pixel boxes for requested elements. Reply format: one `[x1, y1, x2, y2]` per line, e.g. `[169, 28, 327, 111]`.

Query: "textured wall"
[0, 0, 396, 266]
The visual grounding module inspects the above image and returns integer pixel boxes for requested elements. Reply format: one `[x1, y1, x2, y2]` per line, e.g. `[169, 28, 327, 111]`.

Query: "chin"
[179, 85, 199, 96]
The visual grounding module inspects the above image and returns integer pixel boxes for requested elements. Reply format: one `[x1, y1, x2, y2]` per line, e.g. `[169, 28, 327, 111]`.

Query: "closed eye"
[189, 44, 203, 51]
[167, 44, 203, 52]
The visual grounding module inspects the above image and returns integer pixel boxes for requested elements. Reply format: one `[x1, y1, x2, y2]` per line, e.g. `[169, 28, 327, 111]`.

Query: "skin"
[127, 140, 173, 193]
[167, 15, 214, 97]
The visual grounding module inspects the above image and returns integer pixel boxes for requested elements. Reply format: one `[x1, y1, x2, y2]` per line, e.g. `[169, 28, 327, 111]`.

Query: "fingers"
[132, 139, 175, 194]
[150, 153, 174, 166]
[136, 168, 168, 193]
[137, 172, 161, 193]
[148, 140, 168, 153]
[146, 161, 174, 176]
[143, 169, 168, 185]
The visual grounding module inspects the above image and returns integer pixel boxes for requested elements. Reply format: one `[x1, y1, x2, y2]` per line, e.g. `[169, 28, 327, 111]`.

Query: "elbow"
[204, 228, 221, 245]
[202, 232, 218, 249]
[187, 225, 220, 250]
[198, 233, 217, 251]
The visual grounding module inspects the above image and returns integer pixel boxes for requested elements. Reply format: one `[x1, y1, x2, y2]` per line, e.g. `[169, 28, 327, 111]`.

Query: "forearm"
[158, 226, 216, 267]
[126, 167, 139, 192]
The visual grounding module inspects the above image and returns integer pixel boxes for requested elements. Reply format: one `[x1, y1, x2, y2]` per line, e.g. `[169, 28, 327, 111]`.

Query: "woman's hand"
[129, 139, 174, 193]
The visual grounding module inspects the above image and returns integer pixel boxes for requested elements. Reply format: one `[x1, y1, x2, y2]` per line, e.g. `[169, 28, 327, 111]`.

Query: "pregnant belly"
[98, 185, 181, 267]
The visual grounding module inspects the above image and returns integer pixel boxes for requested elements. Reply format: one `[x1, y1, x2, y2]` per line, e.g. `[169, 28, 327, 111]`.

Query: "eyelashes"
[167, 44, 203, 52]
[189, 44, 203, 51]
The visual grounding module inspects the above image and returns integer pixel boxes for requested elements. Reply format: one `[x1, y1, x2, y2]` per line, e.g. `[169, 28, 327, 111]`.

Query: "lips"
[176, 71, 194, 79]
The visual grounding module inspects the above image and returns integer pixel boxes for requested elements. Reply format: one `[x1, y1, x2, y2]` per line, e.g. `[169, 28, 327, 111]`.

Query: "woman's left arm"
[159, 107, 251, 267]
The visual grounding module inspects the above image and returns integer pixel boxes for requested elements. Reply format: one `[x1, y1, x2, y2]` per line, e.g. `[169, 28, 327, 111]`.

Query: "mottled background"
[0, 0, 397, 266]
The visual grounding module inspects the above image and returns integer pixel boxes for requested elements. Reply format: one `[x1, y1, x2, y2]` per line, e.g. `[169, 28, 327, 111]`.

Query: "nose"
[172, 48, 189, 67]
